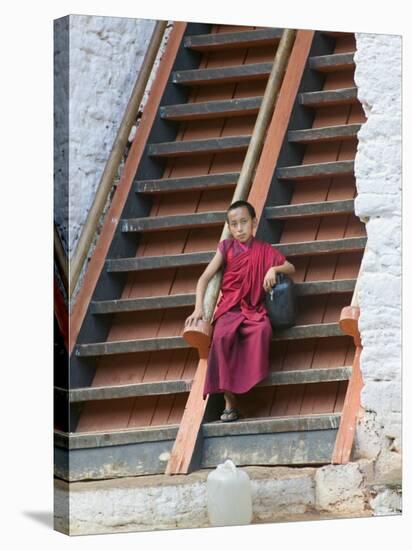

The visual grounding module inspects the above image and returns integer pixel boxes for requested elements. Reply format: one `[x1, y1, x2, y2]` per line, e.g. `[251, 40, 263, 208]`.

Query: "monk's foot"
[220, 408, 240, 422]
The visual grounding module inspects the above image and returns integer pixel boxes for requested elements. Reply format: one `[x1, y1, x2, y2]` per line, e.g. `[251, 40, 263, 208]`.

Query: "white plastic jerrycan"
[206, 459, 253, 527]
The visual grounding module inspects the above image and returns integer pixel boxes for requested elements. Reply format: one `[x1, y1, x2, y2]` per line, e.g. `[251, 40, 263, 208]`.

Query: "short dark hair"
[226, 200, 256, 220]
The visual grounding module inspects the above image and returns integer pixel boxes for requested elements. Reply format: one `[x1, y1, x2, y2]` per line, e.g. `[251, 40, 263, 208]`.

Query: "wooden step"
[121, 211, 226, 233]
[74, 336, 189, 357]
[91, 279, 355, 315]
[203, 412, 341, 437]
[257, 366, 352, 387]
[160, 96, 262, 121]
[172, 62, 273, 86]
[299, 87, 358, 108]
[55, 425, 180, 449]
[64, 368, 350, 416]
[273, 322, 344, 340]
[309, 52, 355, 73]
[55, 425, 180, 479]
[288, 123, 361, 144]
[74, 322, 345, 358]
[91, 293, 197, 314]
[201, 413, 342, 466]
[135, 171, 240, 194]
[265, 199, 354, 220]
[105, 237, 365, 272]
[57, 378, 193, 403]
[184, 28, 283, 51]
[277, 236, 366, 257]
[295, 278, 356, 296]
[147, 135, 250, 158]
[276, 160, 354, 181]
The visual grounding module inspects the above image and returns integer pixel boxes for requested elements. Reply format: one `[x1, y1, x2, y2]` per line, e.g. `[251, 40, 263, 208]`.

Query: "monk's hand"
[263, 267, 277, 292]
[185, 308, 203, 327]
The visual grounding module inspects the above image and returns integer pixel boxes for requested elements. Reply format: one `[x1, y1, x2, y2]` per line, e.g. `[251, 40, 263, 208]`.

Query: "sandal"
[220, 408, 240, 422]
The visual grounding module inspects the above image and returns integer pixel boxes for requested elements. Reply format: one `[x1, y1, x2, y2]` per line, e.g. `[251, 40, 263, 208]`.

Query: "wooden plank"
[54, 425, 179, 449]
[309, 52, 355, 72]
[105, 237, 366, 273]
[165, 358, 209, 474]
[203, 412, 341, 437]
[288, 123, 361, 144]
[68, 22, 188, 355]
[299, 87, 358, 107]
[121, 211, 226, 232]
[90, 280, 355, 315]
[105, 250, 213, 273]
[273, 322, 344, 340]
[184, 28, 283, 51]
[201, 428, 338, 466]
[58, 379, 193, 402]
[172, 62, 273, 86]
[74, 336, 189, 357]
[135, 171, 240, 194]
[257, 366, 352, 387]
[54, 439, 176, 481]
[74, 323, 344, 358]
[147, 135, 251, 158]
[276, 236, 367, 257]
[265, 199, 354, 219]
[160, 96, 262, 121]
[276, 160, 354, 181]
[295, 278, 356, 296]
[91, 293, 197, 314]
[332, 346, 363, 463]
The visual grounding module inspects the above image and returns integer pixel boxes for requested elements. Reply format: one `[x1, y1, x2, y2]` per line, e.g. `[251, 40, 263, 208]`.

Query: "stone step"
[160, 96, 262, 121]
[184, 28, 283, 51]
[105, 237, 365, 273]
[309, 52, 355, 73]
[121, 211, 226, 233]
[90, 279, 355, 315]
[264, 199, 354, 220]
[172, 62, 273, 86]
[74, 322, 345, 357]
[288, 123, 361, 144]
[276, 160, 354, 181]
[299, 87, 358, 108]
[135, 171, 239, 194]
[147, 135, 251, 158]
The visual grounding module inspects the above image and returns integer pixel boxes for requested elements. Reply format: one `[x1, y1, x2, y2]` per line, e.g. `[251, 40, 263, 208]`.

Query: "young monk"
[184, 200, 295, 422]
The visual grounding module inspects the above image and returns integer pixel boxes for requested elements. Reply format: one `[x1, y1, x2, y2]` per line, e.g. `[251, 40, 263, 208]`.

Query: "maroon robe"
[202, 236, 286, 399]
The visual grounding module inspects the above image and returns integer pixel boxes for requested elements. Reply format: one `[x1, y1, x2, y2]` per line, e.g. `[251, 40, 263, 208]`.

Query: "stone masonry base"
[54, 459, 401, 536]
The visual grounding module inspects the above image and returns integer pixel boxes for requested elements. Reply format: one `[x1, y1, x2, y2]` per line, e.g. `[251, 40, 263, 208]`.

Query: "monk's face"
[227, 207, 256, 243]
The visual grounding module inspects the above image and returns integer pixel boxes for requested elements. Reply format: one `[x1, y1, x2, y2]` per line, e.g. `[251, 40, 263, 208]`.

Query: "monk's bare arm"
[263, 260, 295, 292]
[185, 250, 224, 326]
[274, 260, 295, 275]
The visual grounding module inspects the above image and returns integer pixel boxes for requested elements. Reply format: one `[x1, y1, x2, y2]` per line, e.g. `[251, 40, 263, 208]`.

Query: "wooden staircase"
[54, 23, 366, 481]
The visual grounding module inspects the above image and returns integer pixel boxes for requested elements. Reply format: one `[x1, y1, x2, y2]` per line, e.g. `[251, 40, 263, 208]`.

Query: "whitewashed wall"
[352, 33, 402, 485]
[54, 15, 156, 258]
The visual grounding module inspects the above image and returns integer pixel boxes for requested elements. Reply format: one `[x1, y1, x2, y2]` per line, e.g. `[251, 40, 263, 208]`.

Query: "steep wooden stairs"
[54, 23, 366, 481]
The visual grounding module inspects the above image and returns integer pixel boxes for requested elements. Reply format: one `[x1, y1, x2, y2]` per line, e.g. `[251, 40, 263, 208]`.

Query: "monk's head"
[226, 201, 257, 243]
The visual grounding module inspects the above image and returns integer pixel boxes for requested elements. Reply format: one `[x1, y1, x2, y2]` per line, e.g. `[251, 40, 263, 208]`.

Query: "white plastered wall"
[352, 32, 402, 485]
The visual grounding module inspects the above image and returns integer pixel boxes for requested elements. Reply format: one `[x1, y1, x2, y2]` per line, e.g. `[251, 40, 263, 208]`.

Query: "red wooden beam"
[332, 306, 364, 463]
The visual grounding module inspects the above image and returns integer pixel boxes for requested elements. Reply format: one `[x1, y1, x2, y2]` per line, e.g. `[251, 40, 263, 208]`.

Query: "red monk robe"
[202, 235, 286, 400]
